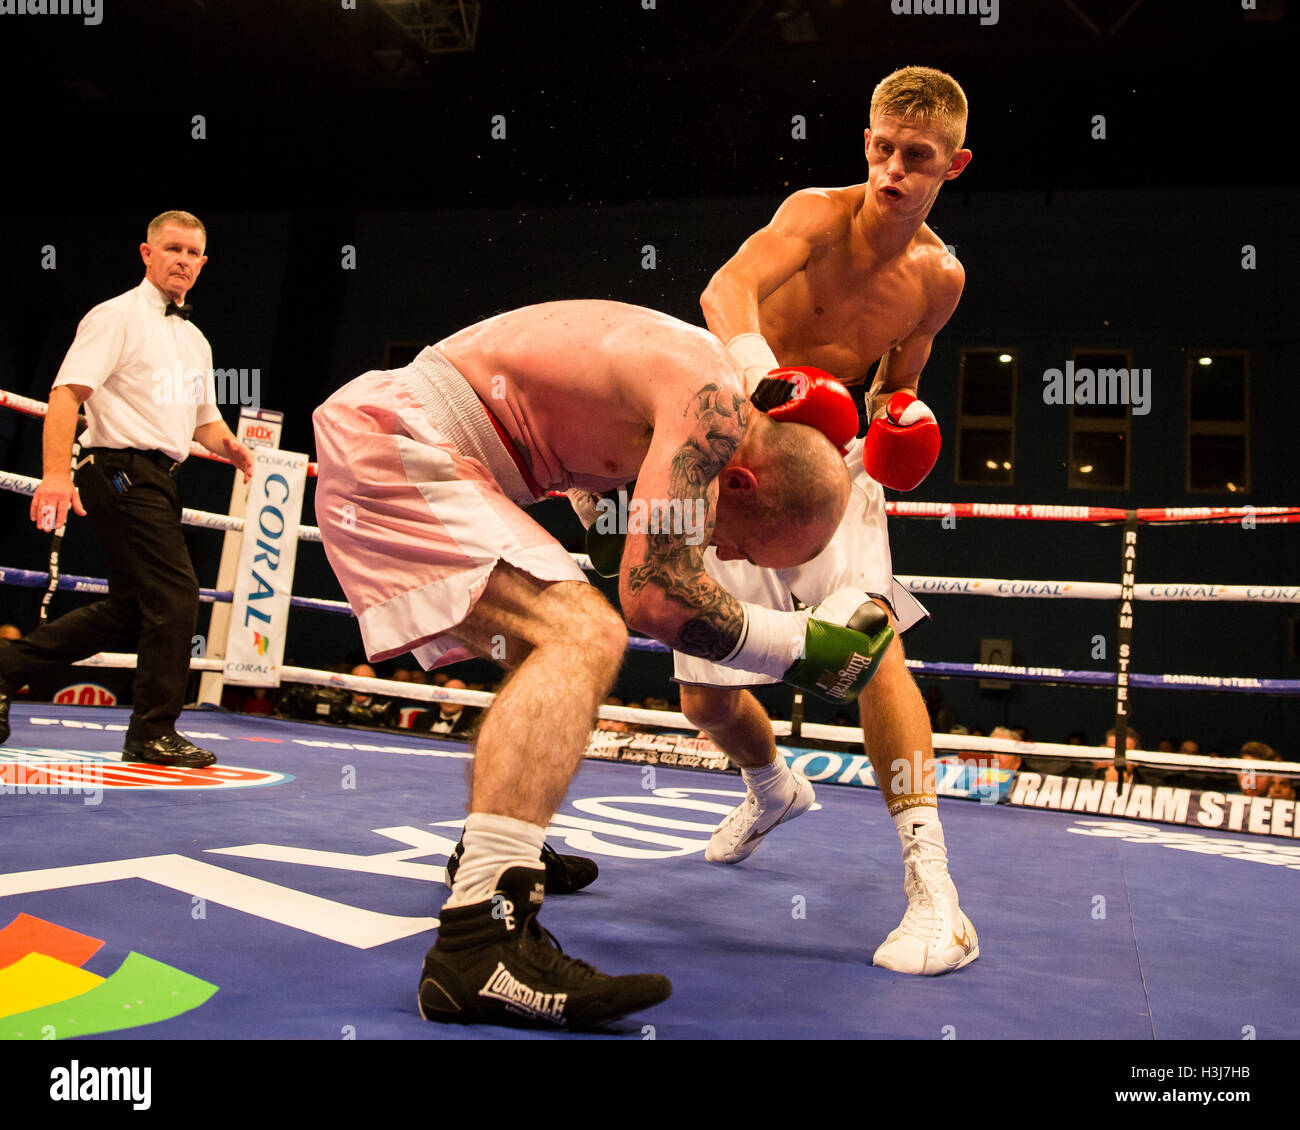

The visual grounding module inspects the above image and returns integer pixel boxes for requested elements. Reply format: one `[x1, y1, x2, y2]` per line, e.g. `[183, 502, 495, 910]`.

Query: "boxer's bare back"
[438, 300, 737, 493]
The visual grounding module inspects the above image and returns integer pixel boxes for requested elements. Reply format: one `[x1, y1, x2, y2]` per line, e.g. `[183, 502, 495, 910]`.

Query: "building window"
[1187, 351, 1250, 494]
[955, 349, 1016, 486]
[1068, 350, 1131, 491]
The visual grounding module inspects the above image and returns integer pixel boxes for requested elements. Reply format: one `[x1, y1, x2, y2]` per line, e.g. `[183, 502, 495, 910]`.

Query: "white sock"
[445, 812, 546, 908]
[890, 796, 942, 842]
[890, 798, 952, 883]
[741, 757, 796, 806]
[888, 790, 937, 826]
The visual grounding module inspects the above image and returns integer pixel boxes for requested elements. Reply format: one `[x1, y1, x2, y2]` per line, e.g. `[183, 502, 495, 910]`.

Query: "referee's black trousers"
[0, 450, 200, 740]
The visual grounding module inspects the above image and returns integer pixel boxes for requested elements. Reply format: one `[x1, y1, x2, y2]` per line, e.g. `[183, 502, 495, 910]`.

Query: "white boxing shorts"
[673, 437, 928, 687]
[313, 346, 586, 670]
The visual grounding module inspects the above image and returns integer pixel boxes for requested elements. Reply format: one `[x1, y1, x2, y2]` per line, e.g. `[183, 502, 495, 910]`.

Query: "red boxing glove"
[863, 391, 940, 491]
[751, 367, 858, 454]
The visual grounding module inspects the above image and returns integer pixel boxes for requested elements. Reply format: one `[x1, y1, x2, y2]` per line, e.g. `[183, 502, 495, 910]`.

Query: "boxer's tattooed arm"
[624, 385, 750, 661]
[626, 539, 747, 660]
[677, 596, 747, 660]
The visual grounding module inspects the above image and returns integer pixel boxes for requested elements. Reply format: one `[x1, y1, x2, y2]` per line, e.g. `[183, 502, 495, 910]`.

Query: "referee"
[0, 211, 253, 767]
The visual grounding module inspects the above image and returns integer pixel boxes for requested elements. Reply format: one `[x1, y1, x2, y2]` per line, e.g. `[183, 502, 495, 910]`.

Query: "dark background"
[0, 0, 1296, 752]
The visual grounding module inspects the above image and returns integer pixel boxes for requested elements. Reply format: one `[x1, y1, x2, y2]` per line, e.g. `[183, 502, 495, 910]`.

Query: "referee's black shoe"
[123, 732, 217, 769]
[446, 838, 598, 895]
[418, 866, 670, 1030]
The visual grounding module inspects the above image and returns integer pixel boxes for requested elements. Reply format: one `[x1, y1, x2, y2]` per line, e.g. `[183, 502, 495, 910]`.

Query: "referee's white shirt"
[52, 278, 222, 463]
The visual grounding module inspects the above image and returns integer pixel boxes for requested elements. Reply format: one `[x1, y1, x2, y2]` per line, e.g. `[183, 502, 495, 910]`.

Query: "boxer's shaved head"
[713, 416, 851, 567]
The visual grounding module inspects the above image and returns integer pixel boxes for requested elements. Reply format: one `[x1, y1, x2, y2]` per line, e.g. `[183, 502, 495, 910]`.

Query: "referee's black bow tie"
[165, 302, 193, 320]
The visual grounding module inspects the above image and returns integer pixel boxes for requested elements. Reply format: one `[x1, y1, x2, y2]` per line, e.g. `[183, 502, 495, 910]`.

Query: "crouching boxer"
[312, 299, 894, 1030]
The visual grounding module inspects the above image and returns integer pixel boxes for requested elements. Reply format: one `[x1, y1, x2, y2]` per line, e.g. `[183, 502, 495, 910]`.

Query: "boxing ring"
[1, 388, 1298, 1041]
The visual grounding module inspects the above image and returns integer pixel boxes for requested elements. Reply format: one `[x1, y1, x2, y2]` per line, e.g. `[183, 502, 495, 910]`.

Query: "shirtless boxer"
[312, 299, 894, 1029]
[677, 66, 979, 975]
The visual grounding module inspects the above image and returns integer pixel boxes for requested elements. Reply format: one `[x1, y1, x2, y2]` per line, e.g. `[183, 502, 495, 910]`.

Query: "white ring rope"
[2, 472, 1295, 604]
[0, 470, 324, 543]
[56, 651, 1300, 779]
[0, 389, 319, 476]
[896, 576, 1300, 603]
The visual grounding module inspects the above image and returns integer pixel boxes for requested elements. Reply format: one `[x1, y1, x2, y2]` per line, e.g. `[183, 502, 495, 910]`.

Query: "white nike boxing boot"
[873, 815, 979, 975]
[706, 760, 816, 864]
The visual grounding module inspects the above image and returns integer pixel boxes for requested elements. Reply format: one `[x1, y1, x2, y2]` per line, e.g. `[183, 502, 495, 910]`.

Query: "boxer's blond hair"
[869, 66, 968, 154]
[147, 210, 206, 248]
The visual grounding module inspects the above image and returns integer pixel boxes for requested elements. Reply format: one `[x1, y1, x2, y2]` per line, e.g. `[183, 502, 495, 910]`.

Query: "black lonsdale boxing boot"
[418, 866, 670, 1030]
[446, 838, 598, 895]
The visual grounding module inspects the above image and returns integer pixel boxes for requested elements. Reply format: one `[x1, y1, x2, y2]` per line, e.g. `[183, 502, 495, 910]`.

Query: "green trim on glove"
[784, 617, 895, 703]
[585, 525, 626, 579]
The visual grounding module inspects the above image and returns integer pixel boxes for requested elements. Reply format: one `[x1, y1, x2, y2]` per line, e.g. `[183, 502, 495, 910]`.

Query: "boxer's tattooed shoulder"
[624, 384, 750, 661]
[672, 383, 748, 485]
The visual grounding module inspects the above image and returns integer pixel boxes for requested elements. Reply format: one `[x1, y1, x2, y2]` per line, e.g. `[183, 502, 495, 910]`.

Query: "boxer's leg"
[443, 565, 605, 890]
[419, 562, 670, 1029]
[670, 544, 815, 863]
[448, 562, 627, 829]
[680, 683, 815, 864]
[772, 450, 976, 974]
[856, 624, 931, 811]
[859, 628, 978, 976]
[679, 685, 777, 770]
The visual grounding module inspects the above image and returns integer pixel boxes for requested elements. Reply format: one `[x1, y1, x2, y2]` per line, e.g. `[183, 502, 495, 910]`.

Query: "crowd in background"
[223, 660, 493, 739]
[2, 617, 1292, 797]
[919, 683, 1295, 799]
